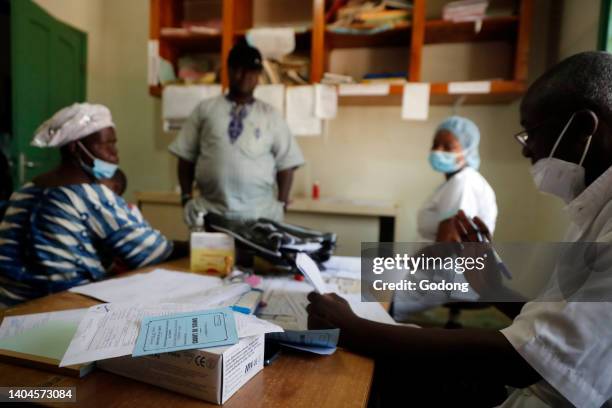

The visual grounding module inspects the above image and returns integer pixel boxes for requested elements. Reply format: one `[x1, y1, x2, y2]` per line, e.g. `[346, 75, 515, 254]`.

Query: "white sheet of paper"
[401, 83, 430, 120]
[254, 84, 285, 114]
[69, 269, 226, 304]
[60, 303, 283, 367]
[283, 242, 322, 252]
[246, 28, 295, 59]
[448, 81, 491, 94]
[147, 40, 159, 86]
[286, 85, 322, 136]
[338, 83, 390, 96]
[0, 309, 87, 339]
[234, 313, 284, 338]
[323, 256, 361, 278]
[162, 85, 222, 120]
[325, 279, 397, 325]
[295, 253, 328, 294]
[314, 84, 338, 119]
[258, 275, 397, 329]
[258, 278, 311, 330]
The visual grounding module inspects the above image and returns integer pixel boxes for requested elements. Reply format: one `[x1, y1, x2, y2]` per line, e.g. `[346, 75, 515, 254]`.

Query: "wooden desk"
[0, 259, 375, 407]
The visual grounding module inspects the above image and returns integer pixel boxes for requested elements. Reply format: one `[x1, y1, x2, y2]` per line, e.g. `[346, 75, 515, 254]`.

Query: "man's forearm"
[342, 318, 540, 388]
[276, 168, 295, 207]
[178, 159, 196, 203]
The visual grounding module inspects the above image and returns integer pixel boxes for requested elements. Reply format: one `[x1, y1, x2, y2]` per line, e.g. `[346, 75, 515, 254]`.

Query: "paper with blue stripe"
[133, 307, 238, 356]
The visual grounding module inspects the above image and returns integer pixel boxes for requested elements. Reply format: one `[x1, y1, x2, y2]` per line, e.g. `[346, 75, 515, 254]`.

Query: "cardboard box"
[98, 335, 264, 404]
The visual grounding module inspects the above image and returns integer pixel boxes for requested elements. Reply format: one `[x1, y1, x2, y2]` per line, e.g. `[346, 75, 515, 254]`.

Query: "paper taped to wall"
[254, 84, 285, 114]
[448, 81, 491, 94]
[402, 83, 430, 120]
[314, 84, 338, 119]
[286, 86, 322, 136]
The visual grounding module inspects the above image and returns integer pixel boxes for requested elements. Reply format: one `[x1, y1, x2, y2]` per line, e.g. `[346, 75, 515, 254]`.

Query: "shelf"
[325, 24, 411, 49]
[159, 29, 222, 52]
[425, 16, 519, 45]
[150, 1, 533, 100]
[322, 15, 517, 50]
[337, 80, 525, 105]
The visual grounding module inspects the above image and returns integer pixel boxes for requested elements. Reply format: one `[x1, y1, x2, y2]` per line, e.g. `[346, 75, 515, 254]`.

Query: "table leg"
[378, 216, 395, 242]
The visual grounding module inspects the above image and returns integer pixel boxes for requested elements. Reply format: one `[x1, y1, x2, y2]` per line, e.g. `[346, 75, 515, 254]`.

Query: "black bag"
[205, 213, 336, 272]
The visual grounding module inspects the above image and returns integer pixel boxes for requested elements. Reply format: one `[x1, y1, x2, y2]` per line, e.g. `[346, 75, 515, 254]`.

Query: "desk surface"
[135, 191, 397, 218]
[0, 259, 375, 408]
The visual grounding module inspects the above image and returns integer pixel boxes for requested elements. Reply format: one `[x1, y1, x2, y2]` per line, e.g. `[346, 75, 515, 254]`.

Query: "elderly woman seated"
[0, 103, 182, 306]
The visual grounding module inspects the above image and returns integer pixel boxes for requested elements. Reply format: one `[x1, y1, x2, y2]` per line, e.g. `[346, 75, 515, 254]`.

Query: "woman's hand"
[306, 292, 362, 345]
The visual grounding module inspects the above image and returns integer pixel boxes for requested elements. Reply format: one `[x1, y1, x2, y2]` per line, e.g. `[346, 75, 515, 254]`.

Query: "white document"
[254, 84, 285, 114]
[286, 86, 322, 136]
[258, 275, 396, 328]
[402, 83, 430, 120]
[258, 282, 311, 331]
[69, 269, 227, 304]
[147, 40, 159, 86]
[314, 84, 338, 119]
[283, 242, 322, 252]
[234, 313, 284, 338]
[327, 281, 397, 325]
[296, 253, 328, 294]
[448, 81, 491, 94]
[338, 83, 390, 96]
[162, 84, 222, 120]
[0, 309, 87, 339]
[246, 28, 295, 59]
[323, 256, 361, 279]
[60, 303, 283, 367]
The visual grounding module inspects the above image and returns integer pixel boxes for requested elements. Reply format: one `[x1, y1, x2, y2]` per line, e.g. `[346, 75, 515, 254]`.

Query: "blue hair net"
[436, 115, 481, 170]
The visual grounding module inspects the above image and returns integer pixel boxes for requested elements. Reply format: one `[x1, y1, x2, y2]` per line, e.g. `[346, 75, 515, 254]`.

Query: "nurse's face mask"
[77, 141, 118, 180]
[428, 150, 462, 173]
[530, 113, 593, 204]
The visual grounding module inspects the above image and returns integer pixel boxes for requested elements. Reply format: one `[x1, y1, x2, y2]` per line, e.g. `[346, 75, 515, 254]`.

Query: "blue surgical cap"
[436, 115, 481, 170]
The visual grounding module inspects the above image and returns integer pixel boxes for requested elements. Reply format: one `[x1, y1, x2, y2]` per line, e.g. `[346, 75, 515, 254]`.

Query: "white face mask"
[530, 113, 593, 204]
[531, 114, 593, 204]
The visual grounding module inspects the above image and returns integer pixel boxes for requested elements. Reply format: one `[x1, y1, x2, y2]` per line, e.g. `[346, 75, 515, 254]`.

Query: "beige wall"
[33, 0, 600, 243]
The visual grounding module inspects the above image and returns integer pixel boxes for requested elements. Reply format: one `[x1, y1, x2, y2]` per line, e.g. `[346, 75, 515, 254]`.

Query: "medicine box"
[98, 334, 264, 404]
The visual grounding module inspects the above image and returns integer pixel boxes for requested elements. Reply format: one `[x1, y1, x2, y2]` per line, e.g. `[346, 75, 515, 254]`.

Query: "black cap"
[227, 41, 263, 70]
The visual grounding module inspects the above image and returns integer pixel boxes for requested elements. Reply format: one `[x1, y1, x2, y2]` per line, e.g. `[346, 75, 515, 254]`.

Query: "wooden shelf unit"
[149, 0, 533, 105]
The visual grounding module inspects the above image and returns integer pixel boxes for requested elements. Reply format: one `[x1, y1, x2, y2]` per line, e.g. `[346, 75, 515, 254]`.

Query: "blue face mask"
[428, 150, 461, 174]
[78, 142, 118, 180]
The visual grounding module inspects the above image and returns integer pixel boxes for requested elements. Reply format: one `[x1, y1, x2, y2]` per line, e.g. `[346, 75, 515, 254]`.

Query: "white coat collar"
[565, 165, 612, 228]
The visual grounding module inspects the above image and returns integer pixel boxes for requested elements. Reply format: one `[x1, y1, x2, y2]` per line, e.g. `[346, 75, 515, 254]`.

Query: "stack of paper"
[70, 269, 249, 308]
[60, 303, 283, 367]
[0, 309, 92, 377]
[257, 255, 397, 355]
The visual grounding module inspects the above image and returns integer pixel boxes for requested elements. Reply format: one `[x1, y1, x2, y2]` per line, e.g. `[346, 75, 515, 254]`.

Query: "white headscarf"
[31, 103, 115, 148]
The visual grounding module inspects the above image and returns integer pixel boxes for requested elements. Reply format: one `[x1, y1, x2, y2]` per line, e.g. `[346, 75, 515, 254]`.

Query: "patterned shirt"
[0, 183, 172, 306]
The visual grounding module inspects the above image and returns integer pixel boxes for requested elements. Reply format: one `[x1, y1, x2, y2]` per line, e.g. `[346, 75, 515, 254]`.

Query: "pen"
[465, 217, 512, 280]
[230, 305, 252, 315]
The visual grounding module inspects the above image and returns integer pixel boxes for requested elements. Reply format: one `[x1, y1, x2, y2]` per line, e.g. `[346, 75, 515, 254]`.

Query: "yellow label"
[190, 248, 235, 276]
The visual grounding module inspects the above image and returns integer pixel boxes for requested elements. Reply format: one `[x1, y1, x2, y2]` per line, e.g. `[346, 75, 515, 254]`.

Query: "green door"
[10, 0, 86, 187]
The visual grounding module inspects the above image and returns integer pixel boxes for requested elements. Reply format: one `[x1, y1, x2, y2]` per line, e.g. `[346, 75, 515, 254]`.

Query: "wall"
[32, 0, 600, 244]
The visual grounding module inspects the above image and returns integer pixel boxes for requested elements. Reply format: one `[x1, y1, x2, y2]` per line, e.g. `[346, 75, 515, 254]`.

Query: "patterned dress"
[0, 183, 172, 306]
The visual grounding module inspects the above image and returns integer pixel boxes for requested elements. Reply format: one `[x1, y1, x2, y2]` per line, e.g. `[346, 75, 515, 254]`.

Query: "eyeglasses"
[514, 130, 529, 147]
[513, 116, 565, 148]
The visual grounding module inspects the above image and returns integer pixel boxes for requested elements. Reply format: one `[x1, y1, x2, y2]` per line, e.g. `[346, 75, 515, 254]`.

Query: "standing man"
[169, 41, 304, 225]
